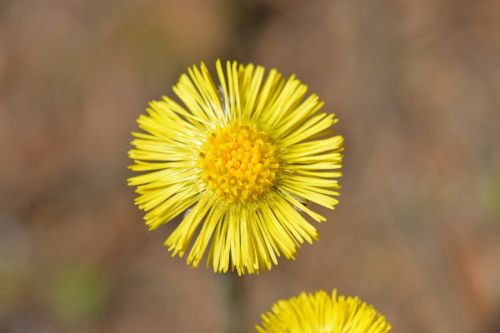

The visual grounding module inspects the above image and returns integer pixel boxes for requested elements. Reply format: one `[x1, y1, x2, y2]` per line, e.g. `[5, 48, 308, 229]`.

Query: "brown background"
[1, 0, 500, 332]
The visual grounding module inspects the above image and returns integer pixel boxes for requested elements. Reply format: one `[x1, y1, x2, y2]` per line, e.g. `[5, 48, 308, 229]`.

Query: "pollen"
[199, 122, 280, 203]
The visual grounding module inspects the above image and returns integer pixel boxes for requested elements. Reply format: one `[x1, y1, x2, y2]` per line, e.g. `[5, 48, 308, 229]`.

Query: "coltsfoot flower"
[257, 290, 391, 333]
[128, 60, 343, 275]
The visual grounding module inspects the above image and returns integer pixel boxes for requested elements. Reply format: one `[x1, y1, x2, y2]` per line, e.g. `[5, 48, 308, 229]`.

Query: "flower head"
[257, 290, 391, 333]
[128, 60, 343, 275]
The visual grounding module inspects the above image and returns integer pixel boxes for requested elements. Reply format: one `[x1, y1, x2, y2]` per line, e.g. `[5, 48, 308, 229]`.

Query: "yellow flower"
[257, 290, 392, 333]
[128, 60, 343, 275]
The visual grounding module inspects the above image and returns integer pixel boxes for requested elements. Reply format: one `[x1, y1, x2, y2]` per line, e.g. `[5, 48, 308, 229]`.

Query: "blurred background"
[1, 0, 500, 332]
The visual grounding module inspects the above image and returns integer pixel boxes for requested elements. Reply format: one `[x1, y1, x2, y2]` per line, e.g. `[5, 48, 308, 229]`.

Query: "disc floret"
[199, 122, 280, 203]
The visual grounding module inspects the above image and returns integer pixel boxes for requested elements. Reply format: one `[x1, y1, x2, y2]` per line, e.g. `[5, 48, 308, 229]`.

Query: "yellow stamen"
[199, 122, 280, 203]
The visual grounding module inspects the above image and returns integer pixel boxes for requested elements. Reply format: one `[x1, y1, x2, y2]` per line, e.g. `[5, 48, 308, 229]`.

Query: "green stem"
[222, 274, 245, 333]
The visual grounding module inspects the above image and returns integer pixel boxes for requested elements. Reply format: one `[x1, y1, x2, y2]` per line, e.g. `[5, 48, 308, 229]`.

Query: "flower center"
[199, 122, 280, 203]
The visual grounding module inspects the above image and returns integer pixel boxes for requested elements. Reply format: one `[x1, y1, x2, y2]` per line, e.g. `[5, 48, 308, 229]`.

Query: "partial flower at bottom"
[257, 290, 391, 333]
[128, 60, 343, 275]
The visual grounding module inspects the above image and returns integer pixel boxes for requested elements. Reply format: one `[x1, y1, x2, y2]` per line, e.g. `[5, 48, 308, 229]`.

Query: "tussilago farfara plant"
[128, 60, 343, 275]
[257, 290, 391, 333]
